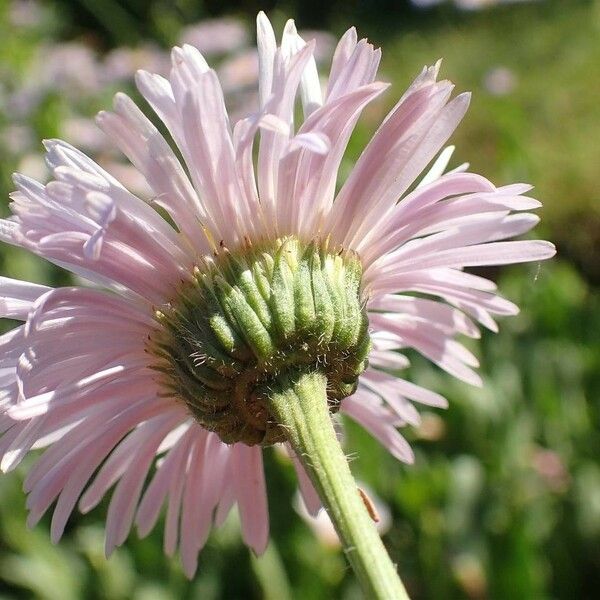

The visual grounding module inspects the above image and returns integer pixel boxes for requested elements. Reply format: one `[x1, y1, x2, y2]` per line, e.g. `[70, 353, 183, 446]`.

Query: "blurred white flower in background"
[103, 45, 170, 84]
[483, 66, 517, 96]
[180, 17, 249, 56]
[294, 484, 391, 548]
[62, 118, 109, 153]
[8, 0, 44, 28]
[0, 125, 34, 155]
[411, 0, 539, 9]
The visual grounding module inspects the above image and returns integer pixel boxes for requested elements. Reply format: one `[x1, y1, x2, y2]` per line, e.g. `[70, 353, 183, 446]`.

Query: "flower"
[0, 12, 555, 577]
[180, 17, 249, 57]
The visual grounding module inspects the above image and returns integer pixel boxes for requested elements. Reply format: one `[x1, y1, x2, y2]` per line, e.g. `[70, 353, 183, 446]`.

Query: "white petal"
[417, 145, 455, 188]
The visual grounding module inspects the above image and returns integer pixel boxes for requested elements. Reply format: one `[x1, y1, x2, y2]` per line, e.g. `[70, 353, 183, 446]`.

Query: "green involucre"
[149, 237, 370, 445]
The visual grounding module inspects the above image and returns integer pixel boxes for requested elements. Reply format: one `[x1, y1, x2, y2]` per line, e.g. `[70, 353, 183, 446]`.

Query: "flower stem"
[267, 370, 410, 599]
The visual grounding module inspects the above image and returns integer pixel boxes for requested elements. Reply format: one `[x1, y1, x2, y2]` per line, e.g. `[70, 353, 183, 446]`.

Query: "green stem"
[267, 371, 410, 600]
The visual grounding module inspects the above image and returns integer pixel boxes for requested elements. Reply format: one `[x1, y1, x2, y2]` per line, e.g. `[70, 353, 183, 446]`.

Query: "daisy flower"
[0, 11, 554, 595]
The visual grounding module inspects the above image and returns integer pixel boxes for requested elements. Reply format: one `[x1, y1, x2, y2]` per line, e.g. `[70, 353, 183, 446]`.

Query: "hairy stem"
[267, 370, 410, 599]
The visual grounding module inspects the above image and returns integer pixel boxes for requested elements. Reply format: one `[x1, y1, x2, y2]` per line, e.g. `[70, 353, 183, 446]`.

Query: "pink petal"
[342, 392, 414, 463]
[135, 423, 193, 538]
[288, 444, 321, 516]
[233, 444, 269, 555]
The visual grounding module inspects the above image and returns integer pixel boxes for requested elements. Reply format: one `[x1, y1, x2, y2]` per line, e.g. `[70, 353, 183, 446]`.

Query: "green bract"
[149, 237, 371, 445]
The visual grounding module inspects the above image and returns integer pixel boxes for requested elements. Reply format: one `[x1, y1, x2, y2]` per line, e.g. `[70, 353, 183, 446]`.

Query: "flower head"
[0, 12, 554, 576]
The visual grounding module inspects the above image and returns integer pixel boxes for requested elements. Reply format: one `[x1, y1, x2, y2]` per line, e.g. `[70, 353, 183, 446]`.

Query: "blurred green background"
[0, 0, 598, 598]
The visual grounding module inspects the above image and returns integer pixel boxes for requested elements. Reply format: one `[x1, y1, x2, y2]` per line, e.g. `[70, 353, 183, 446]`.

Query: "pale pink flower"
[179, 17, 249, 56]
[0, 13, 554, 576]
[483, 66, 517, 96]
[9, 0, 45, 29]
[102, 44, 171, 84]
[218, 49, 260, 93]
